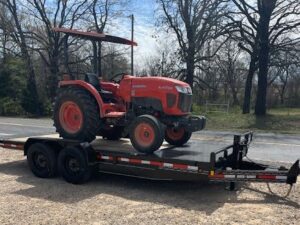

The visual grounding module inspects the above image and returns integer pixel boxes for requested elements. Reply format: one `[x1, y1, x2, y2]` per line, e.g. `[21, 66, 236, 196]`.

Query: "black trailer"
[0, 132, 299, 191]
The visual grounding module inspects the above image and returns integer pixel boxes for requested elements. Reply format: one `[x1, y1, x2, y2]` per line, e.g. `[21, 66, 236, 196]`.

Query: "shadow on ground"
[0, 159, 298, 215]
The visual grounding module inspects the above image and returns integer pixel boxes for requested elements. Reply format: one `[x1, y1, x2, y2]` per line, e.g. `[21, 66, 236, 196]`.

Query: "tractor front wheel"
[129, 115, 164, 154]
[53, 87, 101, 142]
[165, 127, 192, 146]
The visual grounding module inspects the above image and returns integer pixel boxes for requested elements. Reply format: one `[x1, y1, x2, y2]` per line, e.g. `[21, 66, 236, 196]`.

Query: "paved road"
[0, 117, 299, 163]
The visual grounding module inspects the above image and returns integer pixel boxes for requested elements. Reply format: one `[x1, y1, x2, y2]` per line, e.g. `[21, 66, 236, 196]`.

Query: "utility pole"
[161, 52, 165, 76]
[130, 14, 134, 75]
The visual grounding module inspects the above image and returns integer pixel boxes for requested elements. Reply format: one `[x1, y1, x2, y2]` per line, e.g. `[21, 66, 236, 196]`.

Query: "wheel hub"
[35, 153, 47, 168]
[68, 158, 80, 173]
[59, 101, 83, 134]
[134, 123, 155, 147]
[166, 127, 185, 141]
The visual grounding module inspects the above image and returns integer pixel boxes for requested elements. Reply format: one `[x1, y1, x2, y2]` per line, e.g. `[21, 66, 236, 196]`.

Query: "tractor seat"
[84, 73, 116, 103]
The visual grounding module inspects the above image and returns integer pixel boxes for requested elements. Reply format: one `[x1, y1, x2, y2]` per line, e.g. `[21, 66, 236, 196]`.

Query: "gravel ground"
[0, 148, 299, 225]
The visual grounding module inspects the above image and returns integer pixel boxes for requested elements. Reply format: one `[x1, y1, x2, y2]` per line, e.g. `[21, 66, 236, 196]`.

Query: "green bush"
[41, 99, 53, 116]
[0, 97, 26, 116]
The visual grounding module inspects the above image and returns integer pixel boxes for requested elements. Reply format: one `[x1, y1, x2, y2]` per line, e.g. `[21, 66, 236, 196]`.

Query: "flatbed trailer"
[0, 132, 299, 191]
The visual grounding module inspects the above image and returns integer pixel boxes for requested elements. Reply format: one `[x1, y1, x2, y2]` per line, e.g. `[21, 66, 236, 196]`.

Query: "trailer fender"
[24, 138, 63, 156]
[79, 142, 97, 166]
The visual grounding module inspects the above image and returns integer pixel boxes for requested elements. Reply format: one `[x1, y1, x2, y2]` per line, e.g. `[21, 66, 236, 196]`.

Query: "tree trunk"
[98, 42, 102, 77]
[186, 57, 195, 89]
[92, 41, 98, 74]
[11, 1, 41, 115]
[185, 45, 195, 90]
[49, 59, 59, 101]
[242, 57, 256, 114]
[231, 88, 239, 105]
[255, 0, 276, 116]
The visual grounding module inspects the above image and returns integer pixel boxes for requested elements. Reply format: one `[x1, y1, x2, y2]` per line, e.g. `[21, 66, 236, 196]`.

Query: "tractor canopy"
[53, 27, 137, 46]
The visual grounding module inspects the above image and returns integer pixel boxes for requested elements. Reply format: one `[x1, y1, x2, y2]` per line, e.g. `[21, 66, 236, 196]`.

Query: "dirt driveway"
[0, 148, 299, 225]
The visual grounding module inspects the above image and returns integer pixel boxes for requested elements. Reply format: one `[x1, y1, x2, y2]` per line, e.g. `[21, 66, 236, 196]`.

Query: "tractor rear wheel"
[129, 115, 164, 154]
[53, 87, 101, 142]
[165, 127, 192, 146]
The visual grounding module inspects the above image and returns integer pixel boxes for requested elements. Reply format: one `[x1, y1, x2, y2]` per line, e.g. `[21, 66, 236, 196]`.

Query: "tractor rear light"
[166, 93, 177, 108]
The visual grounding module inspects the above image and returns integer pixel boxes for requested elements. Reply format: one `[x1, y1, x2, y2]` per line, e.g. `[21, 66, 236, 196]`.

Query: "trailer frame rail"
[0, 132, 299, 188]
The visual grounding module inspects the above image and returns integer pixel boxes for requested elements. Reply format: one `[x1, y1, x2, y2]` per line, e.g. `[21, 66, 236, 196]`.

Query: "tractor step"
[104, 112, 126, 118]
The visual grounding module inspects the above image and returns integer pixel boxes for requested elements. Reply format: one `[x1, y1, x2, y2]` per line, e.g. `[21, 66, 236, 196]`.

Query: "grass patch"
[193, 106, 300, 134]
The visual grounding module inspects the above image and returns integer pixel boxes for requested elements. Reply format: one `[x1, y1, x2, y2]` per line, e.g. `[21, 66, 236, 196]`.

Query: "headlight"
[175, 86, 192, 94]
[175, 86, 187, 93]
[186, 86, 192, 94]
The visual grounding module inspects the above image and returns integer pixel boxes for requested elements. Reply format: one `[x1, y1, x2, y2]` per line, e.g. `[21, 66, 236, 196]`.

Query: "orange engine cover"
[118, 75, 192, 116]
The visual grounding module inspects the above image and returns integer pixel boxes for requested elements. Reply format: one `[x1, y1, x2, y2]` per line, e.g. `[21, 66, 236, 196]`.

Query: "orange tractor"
[53, 28, 206, 154]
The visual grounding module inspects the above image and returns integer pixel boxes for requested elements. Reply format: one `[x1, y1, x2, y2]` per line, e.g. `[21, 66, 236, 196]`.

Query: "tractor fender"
[59, 80, 105, 117]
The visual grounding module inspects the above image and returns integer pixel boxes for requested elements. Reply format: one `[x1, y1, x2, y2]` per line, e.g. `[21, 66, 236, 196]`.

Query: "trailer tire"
[53, 87, 101, 143]
[58, 146, 92, 184]
[165, 127, 192, 146]
[27, 143, 57, 178]
[129, 115, 164, 154]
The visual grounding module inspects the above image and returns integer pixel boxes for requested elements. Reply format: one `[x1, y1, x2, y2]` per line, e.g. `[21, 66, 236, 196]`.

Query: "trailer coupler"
[209, 160, 299, 185]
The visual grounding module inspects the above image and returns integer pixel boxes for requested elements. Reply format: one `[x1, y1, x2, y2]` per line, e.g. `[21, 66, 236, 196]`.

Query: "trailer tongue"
[0, 132, 299, 192]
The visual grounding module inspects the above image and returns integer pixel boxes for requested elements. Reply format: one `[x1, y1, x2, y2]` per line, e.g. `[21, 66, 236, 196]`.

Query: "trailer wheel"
[99, 125, 124, 140]
[129, 115, 164, 154]
[27, 143, 57, 178]
[53, 87, 101, 142]
[165, 127, 192, 146]
[58, 146, 92, 184]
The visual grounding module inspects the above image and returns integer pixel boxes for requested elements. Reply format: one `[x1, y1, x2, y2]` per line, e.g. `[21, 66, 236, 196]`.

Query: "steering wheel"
[109, 73, 126, 83]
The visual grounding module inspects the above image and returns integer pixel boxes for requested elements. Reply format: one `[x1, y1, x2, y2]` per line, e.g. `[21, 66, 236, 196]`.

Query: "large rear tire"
[27, 143, 57, 178]
[165, 127, 192, 146]
[129, 115, 164, 154]
[53, 87, 101, 142]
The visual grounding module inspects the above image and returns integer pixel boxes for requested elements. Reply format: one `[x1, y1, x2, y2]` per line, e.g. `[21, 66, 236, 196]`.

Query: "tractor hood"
[118, 75, 193, 116]
[125, 75, 191, 93]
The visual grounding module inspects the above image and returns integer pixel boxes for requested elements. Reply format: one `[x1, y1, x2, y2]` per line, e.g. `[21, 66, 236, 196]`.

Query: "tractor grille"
[178, 93, 192, 112]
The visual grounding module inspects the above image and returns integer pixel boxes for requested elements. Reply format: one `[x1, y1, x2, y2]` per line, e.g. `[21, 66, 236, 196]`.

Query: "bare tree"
[89, 0, 128, 76]
[0, 0, 41, 115]
[270, 46, 300, 104]
[24, 0, 89, 100]
[216, 39, 246, 105]
[157, 0, 229, 89]
[231, 0, 300, 115]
